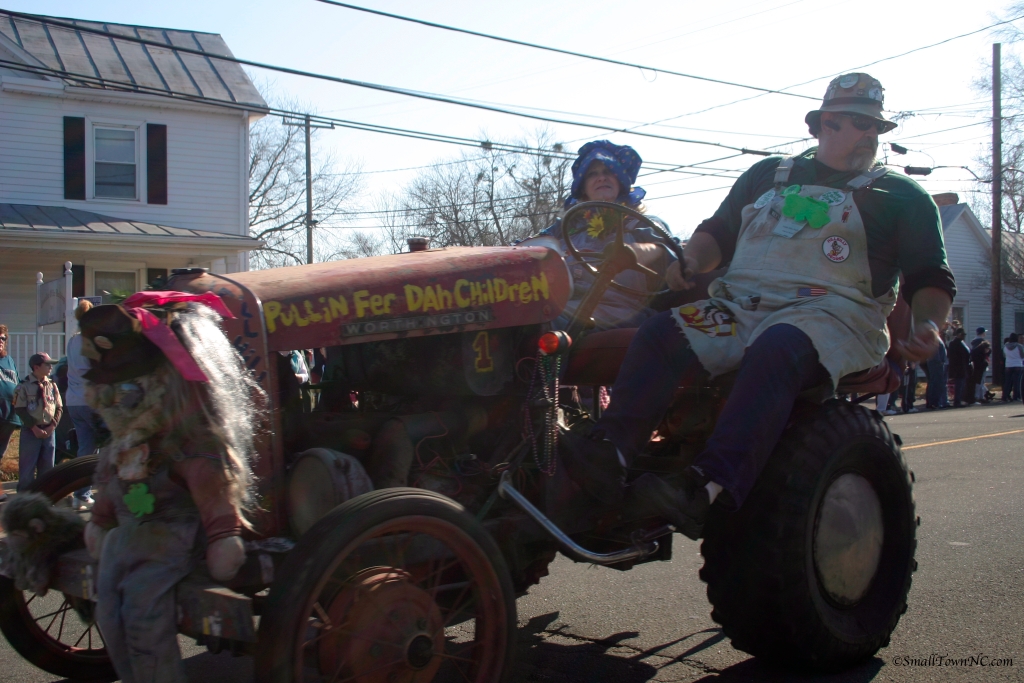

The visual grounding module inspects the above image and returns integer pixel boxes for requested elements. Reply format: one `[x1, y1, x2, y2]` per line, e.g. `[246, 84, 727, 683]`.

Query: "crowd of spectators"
[876, 321, 1021, 414]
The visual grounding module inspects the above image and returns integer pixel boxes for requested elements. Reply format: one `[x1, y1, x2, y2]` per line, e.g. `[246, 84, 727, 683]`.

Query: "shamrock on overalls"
[124, 482, 156, 518]
[782, 194, 832, 229]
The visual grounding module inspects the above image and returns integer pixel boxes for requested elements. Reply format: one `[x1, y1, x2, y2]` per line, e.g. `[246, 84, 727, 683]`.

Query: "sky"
[8, 0, 1020, 239]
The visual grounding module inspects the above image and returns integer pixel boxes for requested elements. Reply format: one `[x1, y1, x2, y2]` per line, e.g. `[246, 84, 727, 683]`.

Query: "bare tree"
[247, 91, 363, 269]
[342, 131, 571, 257]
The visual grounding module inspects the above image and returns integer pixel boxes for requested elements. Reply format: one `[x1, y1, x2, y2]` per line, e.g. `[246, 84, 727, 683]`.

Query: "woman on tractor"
[525, 140, 680, 331]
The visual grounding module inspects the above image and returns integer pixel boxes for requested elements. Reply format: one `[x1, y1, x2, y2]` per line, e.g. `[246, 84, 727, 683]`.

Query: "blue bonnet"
[566, 140, 646, 209]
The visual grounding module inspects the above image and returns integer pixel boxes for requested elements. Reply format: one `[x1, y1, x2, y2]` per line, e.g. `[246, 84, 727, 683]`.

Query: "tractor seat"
[562, 328, 902, 397]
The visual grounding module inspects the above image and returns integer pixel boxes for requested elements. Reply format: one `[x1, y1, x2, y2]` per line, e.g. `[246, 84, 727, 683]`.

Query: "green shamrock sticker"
[782, 194, 831, 229]
[124, 483, 156, 518]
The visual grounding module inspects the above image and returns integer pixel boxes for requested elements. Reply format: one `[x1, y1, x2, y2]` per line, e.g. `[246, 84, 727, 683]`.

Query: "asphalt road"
[1, 401, 1020, 682]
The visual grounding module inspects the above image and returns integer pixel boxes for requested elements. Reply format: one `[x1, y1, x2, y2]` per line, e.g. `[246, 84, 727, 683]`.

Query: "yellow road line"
[901, 428, 1024, 451]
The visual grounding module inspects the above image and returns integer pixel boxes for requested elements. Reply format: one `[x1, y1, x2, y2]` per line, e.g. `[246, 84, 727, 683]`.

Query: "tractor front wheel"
[256, 488, 518, 683]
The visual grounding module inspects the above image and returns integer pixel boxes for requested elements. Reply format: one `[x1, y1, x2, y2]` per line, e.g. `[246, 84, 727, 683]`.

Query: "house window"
[94, 127, 138, 199]
[951, 306, 966, 328]
[94, 271, 137, 304]
[1016, 311, 1024, 335]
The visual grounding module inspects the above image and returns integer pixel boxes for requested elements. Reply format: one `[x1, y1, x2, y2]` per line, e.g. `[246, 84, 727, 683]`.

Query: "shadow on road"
[517, 612, 887, 682]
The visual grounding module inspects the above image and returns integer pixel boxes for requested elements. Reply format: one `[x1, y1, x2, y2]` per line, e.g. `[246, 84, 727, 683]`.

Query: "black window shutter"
[72, 265, 85, 298]
[147, 123, 168, 205]
[63, 117, 86, 200]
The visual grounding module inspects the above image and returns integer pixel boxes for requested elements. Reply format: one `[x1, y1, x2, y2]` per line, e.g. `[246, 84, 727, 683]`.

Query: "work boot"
[629, 472, 710, 541]
[558, 429, 626, 506]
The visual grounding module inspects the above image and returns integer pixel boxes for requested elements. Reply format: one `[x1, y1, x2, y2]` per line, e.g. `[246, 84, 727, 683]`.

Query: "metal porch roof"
[0, 203, 260, 244]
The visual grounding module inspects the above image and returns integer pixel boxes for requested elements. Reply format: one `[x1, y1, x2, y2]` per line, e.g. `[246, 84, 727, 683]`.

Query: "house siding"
[944, 212, 1024, 360]
[0, 88, 247, 235]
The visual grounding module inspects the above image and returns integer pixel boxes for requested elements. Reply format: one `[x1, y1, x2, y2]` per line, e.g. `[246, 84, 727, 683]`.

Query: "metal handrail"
[497, 472, 663, 565]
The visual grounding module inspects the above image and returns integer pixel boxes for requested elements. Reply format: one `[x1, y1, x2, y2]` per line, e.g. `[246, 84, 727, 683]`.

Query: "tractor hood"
[175, 246, 571, 352]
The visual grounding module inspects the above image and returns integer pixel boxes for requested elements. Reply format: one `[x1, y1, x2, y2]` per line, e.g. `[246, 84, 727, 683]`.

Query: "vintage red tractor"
[0, 202, 916, 682]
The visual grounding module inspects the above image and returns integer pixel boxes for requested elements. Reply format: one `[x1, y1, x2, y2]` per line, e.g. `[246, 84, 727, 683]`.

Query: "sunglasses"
[839, 114, 887, 134]
[0, 336, 6, 341]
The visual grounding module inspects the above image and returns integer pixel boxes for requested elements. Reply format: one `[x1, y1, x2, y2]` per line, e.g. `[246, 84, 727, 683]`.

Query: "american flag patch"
[797, 287, 828, 297]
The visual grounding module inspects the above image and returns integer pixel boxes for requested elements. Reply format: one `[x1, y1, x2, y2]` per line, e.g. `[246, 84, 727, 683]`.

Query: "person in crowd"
[1002, 332, 1023, 402]
[947, 328, 972, 407]
[966, 338, 992, 404]
[12, 353, 61, 492]
[972, 326, 987, 349]
[524, 140, 679, 331]
[559, 73, 953, 535]
[65, 299, 105, 509]
[925, 336, 948, 409]
[0, 325, 17, 501]
[902, 361, 920, 414]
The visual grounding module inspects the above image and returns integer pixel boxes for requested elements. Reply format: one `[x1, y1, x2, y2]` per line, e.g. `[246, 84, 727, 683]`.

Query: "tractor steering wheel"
[560, 201, 685, 298]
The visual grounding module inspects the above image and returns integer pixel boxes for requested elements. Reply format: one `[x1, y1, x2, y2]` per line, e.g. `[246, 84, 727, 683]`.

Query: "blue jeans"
[952, 377, 967, 406]
[18, 427, 54, 492]
[926, 360, 945, 408]
[68, 405, 101, 497]
[1003, 367, 1023, 401]
[594, 312, 828, 508]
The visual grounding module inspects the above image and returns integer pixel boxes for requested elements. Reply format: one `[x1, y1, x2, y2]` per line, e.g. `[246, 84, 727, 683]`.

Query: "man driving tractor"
[562, 73, 956, 539]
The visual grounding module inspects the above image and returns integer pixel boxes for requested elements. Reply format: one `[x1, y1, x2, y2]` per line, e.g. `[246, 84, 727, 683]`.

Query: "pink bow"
[123, 291, 235, 383]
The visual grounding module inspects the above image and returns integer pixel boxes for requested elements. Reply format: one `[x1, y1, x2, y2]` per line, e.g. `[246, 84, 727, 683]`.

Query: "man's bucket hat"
[805, 72, 897, 134]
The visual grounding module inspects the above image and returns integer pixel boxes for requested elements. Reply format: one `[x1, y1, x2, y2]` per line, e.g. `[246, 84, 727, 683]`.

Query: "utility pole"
[304, 115, 313, 265]
[283, 114, 334, 265]
[992, 43, 1004, 385]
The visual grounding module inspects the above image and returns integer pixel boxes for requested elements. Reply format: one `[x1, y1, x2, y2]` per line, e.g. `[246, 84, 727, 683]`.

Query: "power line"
[316, 0, 819, 102]
[0, 58, 625, 170]
[614, 14, 1024, 131]
[0, 10, 774, 157]
[1, 56, 778, 196]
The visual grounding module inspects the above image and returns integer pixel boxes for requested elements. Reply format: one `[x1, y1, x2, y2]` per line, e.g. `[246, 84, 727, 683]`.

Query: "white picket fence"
[7, 333, 66, 378]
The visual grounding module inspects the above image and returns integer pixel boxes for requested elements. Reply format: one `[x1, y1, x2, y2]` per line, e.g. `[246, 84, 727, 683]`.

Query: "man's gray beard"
[846, 145, 878, 172]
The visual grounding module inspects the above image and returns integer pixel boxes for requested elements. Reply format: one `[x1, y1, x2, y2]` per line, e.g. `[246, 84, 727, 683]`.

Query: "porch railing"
[7, 333, 66, 378]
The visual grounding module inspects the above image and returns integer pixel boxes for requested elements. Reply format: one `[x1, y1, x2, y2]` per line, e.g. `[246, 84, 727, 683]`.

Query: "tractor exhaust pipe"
[497, 472, 666, 566]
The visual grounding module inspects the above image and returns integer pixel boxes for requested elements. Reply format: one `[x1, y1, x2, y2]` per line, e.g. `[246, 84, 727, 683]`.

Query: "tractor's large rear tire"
[699, 401, 916, 672]
[256, 487, 518, 683]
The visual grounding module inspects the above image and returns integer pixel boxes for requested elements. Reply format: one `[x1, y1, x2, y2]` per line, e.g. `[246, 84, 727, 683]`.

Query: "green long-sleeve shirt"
[693, 149, 956, 301]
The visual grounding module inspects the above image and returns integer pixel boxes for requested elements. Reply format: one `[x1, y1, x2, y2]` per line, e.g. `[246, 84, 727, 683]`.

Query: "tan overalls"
[672, 157, 896, 387]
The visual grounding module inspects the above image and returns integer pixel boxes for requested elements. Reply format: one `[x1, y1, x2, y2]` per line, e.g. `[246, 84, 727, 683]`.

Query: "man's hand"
[31, 425, 45, 439]
[667, 255, 699, 291]
[900, 286, 952, 362]
[896, 320, 942, 362]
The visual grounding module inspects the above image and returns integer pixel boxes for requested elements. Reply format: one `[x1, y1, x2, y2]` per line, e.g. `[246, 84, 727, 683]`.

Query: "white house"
[938, 195, 1024, 345]
[0, 12, 266, 373]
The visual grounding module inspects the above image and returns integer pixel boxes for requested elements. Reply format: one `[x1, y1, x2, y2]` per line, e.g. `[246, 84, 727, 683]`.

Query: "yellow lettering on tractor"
[329, 295, 349, 319]
[404, 285, 424, 312]
[264, 301, 282, 333]
[531, 273, 550, 301]
[472, 331, 494, 373]
[455, 279, 471, 307]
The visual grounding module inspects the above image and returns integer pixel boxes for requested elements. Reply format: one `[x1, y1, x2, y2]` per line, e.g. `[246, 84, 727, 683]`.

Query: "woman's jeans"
[18, 428, 54, 492]
[68, 405, 102, 497]
[1003, 367, 1023, 401]
[593, 312, 828, 508]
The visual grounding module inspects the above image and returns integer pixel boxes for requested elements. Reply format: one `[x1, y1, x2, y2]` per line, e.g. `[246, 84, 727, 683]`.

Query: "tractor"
[0, 201, 916, 682]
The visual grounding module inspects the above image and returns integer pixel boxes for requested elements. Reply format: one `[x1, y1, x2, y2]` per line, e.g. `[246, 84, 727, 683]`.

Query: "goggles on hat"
[838, 114, 888, 134]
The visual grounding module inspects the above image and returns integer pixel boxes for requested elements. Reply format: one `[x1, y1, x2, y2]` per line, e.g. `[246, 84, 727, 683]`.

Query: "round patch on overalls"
[781, 184, 802, 196]
[819, 189, 845, 206]
[823, 235, 850, 262]
[753, 189, 775, 209]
